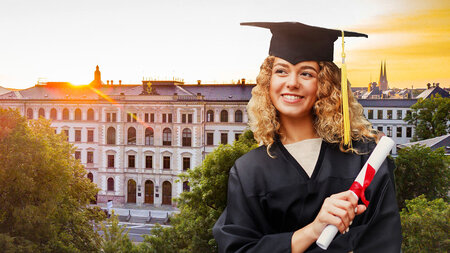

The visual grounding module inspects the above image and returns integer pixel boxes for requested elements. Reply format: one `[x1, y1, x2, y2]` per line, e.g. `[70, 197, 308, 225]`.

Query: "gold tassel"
[341, 30, 351, 147]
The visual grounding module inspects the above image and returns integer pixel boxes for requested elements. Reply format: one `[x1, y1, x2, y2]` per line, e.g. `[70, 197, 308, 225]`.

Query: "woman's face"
[269, 57, 319, 120]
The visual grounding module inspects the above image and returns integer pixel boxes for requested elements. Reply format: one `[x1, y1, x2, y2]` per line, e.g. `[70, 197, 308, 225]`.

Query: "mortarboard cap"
[240, 22, 367, 64]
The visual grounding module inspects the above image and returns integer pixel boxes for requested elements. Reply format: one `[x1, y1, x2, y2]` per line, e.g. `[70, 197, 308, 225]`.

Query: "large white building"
[0, 67, 253, 207]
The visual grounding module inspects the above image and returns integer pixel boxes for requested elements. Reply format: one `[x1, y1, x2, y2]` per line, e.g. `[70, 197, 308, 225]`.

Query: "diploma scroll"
[316, 136, 395, 250]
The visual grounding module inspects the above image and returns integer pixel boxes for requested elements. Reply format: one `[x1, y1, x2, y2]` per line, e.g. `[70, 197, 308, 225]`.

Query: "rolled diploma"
[316, 136, 395, 250]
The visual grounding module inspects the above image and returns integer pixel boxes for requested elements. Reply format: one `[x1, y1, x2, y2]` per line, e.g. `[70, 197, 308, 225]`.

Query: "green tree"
[400, 195, 450, 252]
[139, 130, 257, 252]
[404, 95, 450, 141]
[0, 108, 105, 252]
[394, 144, 449, 209]
[100, 211, 138, 253]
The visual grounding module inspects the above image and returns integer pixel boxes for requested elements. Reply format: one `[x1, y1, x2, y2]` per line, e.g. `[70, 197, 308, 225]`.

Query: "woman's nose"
[286, 73, 300, 89]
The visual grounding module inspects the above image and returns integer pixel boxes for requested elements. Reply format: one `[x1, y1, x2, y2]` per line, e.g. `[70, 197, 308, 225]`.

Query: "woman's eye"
[275, 69, 286, 74]
[301, 72, 313, 77]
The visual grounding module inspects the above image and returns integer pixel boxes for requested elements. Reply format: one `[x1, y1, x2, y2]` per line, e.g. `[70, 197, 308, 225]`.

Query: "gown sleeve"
[213, 165, 294, 253]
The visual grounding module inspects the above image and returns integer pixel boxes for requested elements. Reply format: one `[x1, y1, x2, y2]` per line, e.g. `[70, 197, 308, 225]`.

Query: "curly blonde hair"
[247, 56, 378, 154]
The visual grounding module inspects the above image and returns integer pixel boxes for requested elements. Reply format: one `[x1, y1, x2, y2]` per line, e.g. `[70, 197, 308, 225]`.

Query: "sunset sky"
[0, 0, 448, 89]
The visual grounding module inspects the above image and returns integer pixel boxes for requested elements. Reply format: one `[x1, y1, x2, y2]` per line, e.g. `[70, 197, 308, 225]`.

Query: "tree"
[404, 95, 450, 141]
[0, 108, 105, 252]
[394, 144, 449, 209]
[100, 211, 138, 253]
[139, 130, 257, 252]
[400, 195, 450, 252]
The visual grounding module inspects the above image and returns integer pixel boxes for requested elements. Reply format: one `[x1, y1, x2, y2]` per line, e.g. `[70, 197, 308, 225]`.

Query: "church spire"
[89, 65, 103, 87]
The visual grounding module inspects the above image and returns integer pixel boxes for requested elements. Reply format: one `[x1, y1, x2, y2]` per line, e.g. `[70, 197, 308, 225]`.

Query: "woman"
[213, 22, 401, 252]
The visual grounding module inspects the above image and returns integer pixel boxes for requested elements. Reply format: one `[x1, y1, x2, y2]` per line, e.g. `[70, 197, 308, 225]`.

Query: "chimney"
[111, 80, 114, 85]
[107, 80, 110, 85]
[427, 83, 431, 89]
[436, 83, 440, 87]
[119, 80, 122, 85]
[241, 78, 246, 85]
[197, 80, 201, 85]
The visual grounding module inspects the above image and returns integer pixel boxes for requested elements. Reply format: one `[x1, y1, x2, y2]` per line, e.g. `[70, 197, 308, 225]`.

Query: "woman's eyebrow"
[300, 65, 319, 73]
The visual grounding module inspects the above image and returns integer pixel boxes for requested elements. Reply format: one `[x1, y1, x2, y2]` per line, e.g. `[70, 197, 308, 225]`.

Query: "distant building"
[378, 61, 389, 91]
[397, 134, 450, 154]
[0, 66, 253, 207]
[0, 86, 11, 95]
[416, 83, 449, 99]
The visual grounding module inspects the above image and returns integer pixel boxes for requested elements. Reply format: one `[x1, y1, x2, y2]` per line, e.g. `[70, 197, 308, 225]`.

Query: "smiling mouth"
[282, 94, 304, 100]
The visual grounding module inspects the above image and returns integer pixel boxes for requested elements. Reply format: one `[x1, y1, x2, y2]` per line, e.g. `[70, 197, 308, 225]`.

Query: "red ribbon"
[349, 163, 375, 206]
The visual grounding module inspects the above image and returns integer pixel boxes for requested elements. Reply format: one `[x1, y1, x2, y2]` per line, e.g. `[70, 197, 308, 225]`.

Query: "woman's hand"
[311, 190, 366, 237]
[291, 190, 366, 253]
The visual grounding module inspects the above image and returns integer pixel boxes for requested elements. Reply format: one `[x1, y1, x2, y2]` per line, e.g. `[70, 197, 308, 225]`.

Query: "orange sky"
[0, 0, 448, 89]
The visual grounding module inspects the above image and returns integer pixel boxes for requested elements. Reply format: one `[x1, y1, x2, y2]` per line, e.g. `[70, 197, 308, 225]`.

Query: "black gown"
[213, 139, 402, 252]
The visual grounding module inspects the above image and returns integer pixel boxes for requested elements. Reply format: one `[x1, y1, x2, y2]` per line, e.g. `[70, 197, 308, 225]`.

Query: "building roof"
[397, 134, 450, 153]
[416, 86, 449, 99]
[357, 99, 417, 108]
[0, 82, 255, 102]
[0, 86, 11, 95]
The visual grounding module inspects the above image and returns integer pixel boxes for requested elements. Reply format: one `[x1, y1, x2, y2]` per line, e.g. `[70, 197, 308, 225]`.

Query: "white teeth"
[283, 94, 302, 100]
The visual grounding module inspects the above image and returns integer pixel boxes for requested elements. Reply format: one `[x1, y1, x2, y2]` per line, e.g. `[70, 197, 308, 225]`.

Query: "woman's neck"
[279, 114, 318, 145]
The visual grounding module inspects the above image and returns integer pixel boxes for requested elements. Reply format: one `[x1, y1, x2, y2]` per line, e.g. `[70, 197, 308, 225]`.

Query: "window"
[75, 130, 81, 142]
[377, 110, 383, 119]
[377, 126, 383, 132]
[107, 112, 117, 122]
[106, 113, 111, 122]
[183, 181, 190, 192]
[368, 110, 373, 119]
[406, 127, 412, 138]
[188, 114, 192, 123]
[206, 110, 214, 122]
[87, 151, 93, 164]
[182, 128, 192, 147]
[50, 108, 57, 120]
[235, 133, 241, 141]
[145, 155, 153, 169]
[38, 108, 45, 118]
[168, 113, 172, 123]
[163, 156, 171, 169]
[183, 157, 190, 171]
[396, 127, 402, 137]
[145, 127, 154, 145]
[87, 173, 93, 182]
[163, 128, 172, 146]
[162, 114, 166, 123]
[62, 108, 69, 120]
[127, 127, 136, 145]
[127, 112, 137, 122]
[75, 108, 82, 120]
[107, 127, 116, 145]
[112, 113, 116, 122]
[107, 155, 115, 168]
[75, 151, 81, 160]
[387, 110, 392, 120]
[150, 113, 154, 122]
[87, 109, 94, 121]
[128, 155, 135, 168]
[87, 130, 94, 142]
[145, 113, 149, 122]
[207, 132, 214, 145]
[182, 114, 186, 123]
[397, 110, 402, 120]
[162, 113, 172, 123]
[63, 129, 69, 141]
[221, 133, 228, 144]
[107, 178, 114, 191]
[386, 126, 392, 137]
[235, 110, 243, 122]
[26, 108, 33, 120]
[406, 110, 412, 118]
[220, 110, 228, 122]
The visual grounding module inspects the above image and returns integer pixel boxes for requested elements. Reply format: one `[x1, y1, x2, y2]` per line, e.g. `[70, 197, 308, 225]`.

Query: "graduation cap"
[240, 22, 367, 64]
[241, 21, 368, 146]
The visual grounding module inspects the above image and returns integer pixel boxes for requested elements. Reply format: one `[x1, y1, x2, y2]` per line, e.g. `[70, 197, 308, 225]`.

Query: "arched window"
[145, 127, 154, 146]
[235, 110, 243, 123]
[220, 110, 228, 122]
[162, 181, 172, 205]
[107, 178, 114, 191]
[87, 109, 94, 121]
[87, 172, 93, 182]
[62, 108, 69, 120]
[50, 108, 57, 120]
[182, 128, 192, 147]
[183, 181, 190, 192]
[74, 108, 82, 120]
[26, 108, 33, 120]
[107, 127, 116, 145]
[127, 127, 136, 145]
[206, 110, 214, 122]
[38, 108, 45, 118]
[163, 128, 172, 146]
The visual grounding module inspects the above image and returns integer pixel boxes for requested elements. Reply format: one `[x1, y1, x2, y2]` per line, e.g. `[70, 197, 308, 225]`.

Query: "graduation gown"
[213, 139, 402, 252]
